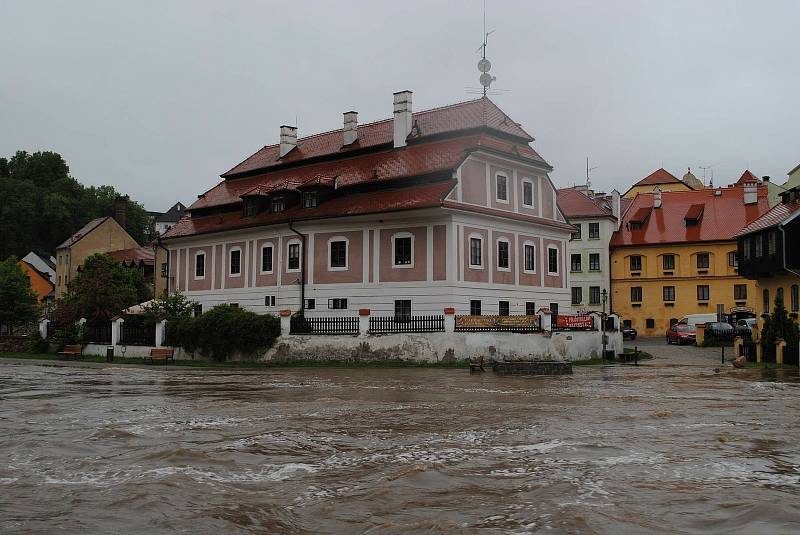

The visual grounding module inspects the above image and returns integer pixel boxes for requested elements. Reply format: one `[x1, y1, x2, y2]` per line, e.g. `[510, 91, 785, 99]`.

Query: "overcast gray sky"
[2, 0, 798, 211]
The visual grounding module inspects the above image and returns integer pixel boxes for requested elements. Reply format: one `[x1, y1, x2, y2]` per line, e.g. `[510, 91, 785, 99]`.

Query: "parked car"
[676, 313, 719, 328]
[622, 326, 638, 340]
[736, 318, 757, 331]
[666, 323, 696, 345]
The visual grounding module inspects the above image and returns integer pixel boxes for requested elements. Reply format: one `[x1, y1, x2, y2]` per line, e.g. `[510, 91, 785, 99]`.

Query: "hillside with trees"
[0, 150, 155, 260]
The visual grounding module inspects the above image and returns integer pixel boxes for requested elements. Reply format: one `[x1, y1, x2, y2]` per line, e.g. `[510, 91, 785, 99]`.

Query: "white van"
[677, 313, 719, 327]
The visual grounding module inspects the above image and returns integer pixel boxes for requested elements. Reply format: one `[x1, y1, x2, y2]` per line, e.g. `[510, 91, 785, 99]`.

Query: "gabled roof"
[155, 202, 186, 223]
[221, 97, 537, 178]
[611, 186, 770, 247]
[557, 188, 615, 219]
[684, 203, 705, 222]
[19, 260, 55, 289]
[57, 217, 111, 249]
[735, 170, 760, 185]
[735, 200, 800, 237]
[107, 247, 155, 267]
[633, 168, 683, 187]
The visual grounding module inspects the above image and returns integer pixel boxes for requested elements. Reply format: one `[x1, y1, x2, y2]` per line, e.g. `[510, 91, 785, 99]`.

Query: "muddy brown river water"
[1, 360, 799, 534]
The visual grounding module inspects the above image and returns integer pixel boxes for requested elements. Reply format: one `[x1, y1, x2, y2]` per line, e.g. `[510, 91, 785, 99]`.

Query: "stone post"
[695, 323, 706, 346]
[756, 342, 763, 363]
[39, 319, 49, 340]
[358, 309, 370, 336]
[279, 309, 292, 336]
[111, 317, 124, 354]
[776, 338, 786, 366]
[155, 319, 167, 347]
[538, 310, 551, 332]
[733, 336, 743, 359]
[443, 307, 455, 333]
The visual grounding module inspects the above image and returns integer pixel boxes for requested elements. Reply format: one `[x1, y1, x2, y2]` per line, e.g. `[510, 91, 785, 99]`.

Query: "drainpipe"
[287, 220, 306, 313]
[780, 225, 800, 278]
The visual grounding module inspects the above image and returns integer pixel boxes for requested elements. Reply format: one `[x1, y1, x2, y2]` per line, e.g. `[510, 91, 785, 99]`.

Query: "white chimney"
[653, 187, 662, 209]
[279, 125, 297, 157]
[611, 189, 621, 230]
[343, 111, 358, 145]
[744, 183, 758, 205]
[393, 90, 413, 148]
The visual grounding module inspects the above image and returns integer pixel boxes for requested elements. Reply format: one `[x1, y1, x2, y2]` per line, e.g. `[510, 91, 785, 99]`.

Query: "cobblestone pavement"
[625, 336, 730, 366]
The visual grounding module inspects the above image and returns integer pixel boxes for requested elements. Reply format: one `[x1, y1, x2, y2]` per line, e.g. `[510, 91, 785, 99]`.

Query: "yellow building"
[611, 182, 771, 336]
[623, 168, 696, 199]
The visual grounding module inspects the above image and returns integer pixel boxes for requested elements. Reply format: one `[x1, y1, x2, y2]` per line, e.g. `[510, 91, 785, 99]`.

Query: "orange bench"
[58, 344, 82, 360]
[147, 347, 174, 364]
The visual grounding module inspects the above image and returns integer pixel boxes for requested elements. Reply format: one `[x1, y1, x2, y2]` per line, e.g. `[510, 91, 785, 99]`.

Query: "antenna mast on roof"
[586, 156, 598, 190]
[699, 165, 712, 187]
[477, 0, 496, 97]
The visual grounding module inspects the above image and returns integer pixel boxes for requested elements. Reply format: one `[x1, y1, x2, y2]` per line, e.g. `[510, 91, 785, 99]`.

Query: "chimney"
[279, 125, 297, 157]
[653, 187, 662, 208]
[114, 196, 127, 228]
[743, 183, 758, 205]
[343, 111, 358, 145]
[762, 175, 770, 183]
[611, 189, 621, 229]
[393, 90, 413, 148]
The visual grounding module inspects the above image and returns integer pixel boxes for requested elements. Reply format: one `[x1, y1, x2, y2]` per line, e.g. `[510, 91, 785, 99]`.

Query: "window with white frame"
[522, 179, 534, 207]
[328, 238, 348, 270]
[392, 233, 413, 267]
[497, 239, 510, 270]
[229, 247, 241, 276]
[194, 252, 205, 279]
[469, 235, 483, 268]
[394, 300, 412, 322]
[303, 191, 318, 208]
[547, 246, 559, 275]
[287, 242, 301, 271]
[498, 301, 510, 316]
[589, 222, 600, 239]
[589, 253, 600, 271]
[523, 243, 536, 272]
[496, 174, 508, 202]
[328, 298, 347, 310]
[260, 244, 274, 273]
[264, 295, 276, 307]
[271, 196, 285, 212]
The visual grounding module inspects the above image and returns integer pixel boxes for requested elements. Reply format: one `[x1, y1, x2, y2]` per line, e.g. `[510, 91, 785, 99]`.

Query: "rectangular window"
[496, 174, 508, 201]
[631, 287, 643, 302]
[743, 238, 751, 260]
[328, 298, 348, 310]
[768, 231, 777, 255]
[160, 262, 168, 278]
[588, 222, 600, 239]
[571, 287, 583, 305]
[728, 251, 738, 267]
[524, 244, 536, 272]
[469, 237, 482, 267]
[734, 284, 747, 300]
[394, 300, 412, 322]
[195, 253, 205, 278]
[229, 249, 241, 275]
[526, 302, 536, 315]
[663, 286, 675, 302]
[394, 236, 412, 266]
[261, 245, 273, 273]
[329, 240, 347, 269]
[193, 304, 203, 317]
[589, 253, 600, 271]
[303, 191, 318, 208]
[264, 295, 276, 307]
[243, 199, 258, 218]
[755, 236, 763, 257]
[697, 253, 709, 269]
[499, 301, 510, 316]
[630, 255, 642, 271]
[646, 318, 655, 329]
[697, 285, 710, 301]
[522, 181, 534, 206]
[272, 196, 285, 212]
[589, 286, 601, 305]
[470, 300, 481, 315]
[288, 243, 300, 271]
[571, 224, 582, 240]
[304, 298, 316, 310]
[497, 241, 509, 269]
[571, 253, 582, 272]
[662, 254, 675, 270]
[548, 247, 559, 274]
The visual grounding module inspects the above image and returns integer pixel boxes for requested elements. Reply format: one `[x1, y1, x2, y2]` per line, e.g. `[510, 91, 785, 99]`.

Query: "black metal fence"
[46, 321, 62, 340]
[784, 342, 799, 366]
[369, 315, 444, 334]
[454, 315, 541, 333]
[85, 321, 112, 344]
[119, 321, 156, 346]
[704, 325, 751, 346]
[740, 341, 758, 362]
[290, 315, 359, 335]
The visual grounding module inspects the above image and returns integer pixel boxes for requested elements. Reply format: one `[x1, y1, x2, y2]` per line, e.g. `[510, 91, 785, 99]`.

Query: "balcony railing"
[369, 315, 444, 334]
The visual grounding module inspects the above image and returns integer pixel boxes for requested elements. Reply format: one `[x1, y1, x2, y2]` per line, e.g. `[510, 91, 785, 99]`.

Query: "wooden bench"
[469, 355, 485, 373]
[147, 348, 174, 365]
[58, 344, 82, 360]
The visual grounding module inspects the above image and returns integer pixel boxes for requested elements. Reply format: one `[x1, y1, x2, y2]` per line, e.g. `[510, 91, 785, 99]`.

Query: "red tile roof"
[632, 168, 683, 187]
[57, 217, 111, 249]
[557, 188, 614, 218]
[735, 170, 760, 185]
[735, 200, 800, 237]
[221, 97, 536, 178]
[107, 247, 155, 266]
[611, 186, 770, 246]
[165, 181, 456, 239]
[684, 203, 705, 221]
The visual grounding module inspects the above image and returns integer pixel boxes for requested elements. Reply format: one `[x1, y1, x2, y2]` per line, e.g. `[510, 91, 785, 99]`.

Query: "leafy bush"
[168, 305, 280, 361]
[50, 323, 84, 346]
[27, 334, 50, 354]
[142, 292, 196, 325]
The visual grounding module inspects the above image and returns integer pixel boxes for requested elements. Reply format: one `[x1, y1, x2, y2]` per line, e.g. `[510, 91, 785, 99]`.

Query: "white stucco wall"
[565, 217, 614, 313]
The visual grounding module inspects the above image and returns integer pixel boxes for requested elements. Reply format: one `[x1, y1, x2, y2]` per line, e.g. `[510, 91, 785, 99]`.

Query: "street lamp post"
[601, 289, 608, 360]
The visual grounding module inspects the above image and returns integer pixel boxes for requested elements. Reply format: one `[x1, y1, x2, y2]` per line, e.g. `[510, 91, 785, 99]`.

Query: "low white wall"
[265, 330, 623, 363]
[82, 344, 195, 360]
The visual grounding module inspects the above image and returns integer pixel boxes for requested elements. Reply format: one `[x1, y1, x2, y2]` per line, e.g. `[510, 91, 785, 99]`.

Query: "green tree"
[761, 295, 800, 362]
[141, 292, 197, 324]
[59, 253, 151, 323]
[0, 257, 39, 334]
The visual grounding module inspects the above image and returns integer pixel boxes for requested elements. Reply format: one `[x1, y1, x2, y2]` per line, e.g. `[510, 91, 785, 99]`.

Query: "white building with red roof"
[161, 92, 574, 318]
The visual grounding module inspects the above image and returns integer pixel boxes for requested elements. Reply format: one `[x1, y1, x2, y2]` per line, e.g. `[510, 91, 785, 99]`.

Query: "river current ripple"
[1, 361, 799, 534]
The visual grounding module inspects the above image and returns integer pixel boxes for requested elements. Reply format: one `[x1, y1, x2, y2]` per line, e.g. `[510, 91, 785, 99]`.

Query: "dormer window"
[303, 191, 318, 208]
[243, 199, 259, 218]
[272, 196, 285, 213]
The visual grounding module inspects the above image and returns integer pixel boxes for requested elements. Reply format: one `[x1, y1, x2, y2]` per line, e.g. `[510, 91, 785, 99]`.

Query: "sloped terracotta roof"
[557, 188, 614, 218]
[107, 247, 155, 266]
[57, 217, 110, 249]
[611, 186, 770, 246]
[165, 181, 456, 239]
[620, 197, 633, 215]
[735, 200, 800, 237]
[735, 170, 760, 185]
[632, 168, 683, 187]
[684, 203, 705, 221]
[221, 97, 535, 178]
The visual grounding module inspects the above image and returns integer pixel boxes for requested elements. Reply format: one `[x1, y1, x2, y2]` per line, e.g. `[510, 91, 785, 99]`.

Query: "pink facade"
[491, 230, 515, 285]
[542, 238, 563, 288]
[518, 234, 542, 287]
[433, 225, 447, 281]
[489, 164, 514, 211]
[518, 175, 540, 218]
[463, 226, 489, 283]
[214, 244, 223, 289]
[541, 179, 554, 220]
[224, 241, 246, 289]
[281, 235, 306, 284]
[313, 231, 363, 284]
[187, 246, 212, 291]
[255, 238, 278, 287]
[177, 249, 186, 291]
[460, 159, 487, 205]
[379, 227, 427, 282]
[368, 230, 375, 283]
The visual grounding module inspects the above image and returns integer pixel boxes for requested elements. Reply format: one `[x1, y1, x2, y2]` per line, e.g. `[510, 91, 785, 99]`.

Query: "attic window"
[243, 198, 259, 218]
[628, 207, 651, 230]
[272, 196, 285, 213]
[684, 203, 704, 226]
[303, 191, 318, 208]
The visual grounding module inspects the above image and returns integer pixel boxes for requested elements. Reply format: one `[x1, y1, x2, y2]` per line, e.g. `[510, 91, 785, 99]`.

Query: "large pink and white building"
[161, 92, 573, 317]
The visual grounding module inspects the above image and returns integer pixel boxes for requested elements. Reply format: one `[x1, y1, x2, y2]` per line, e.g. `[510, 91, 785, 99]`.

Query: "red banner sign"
[555, 315, 594, 330]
